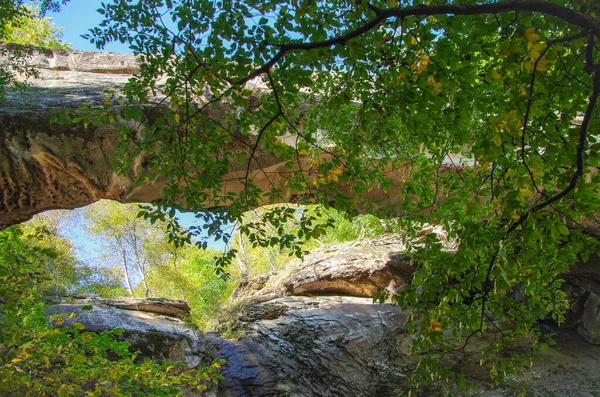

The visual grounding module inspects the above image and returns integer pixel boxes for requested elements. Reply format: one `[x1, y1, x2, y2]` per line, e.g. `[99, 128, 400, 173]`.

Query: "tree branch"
[238, 0, 600, 84]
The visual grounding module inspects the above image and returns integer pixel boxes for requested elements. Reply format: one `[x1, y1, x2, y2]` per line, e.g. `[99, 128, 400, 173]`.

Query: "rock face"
[47, 236, 600, 397]
[233, 235, 416, 302]
[47, 297, 205, 367]
[562, 254, 600, 344]
[212, 296, 410, 397]
[0, 46, 288, 228]
[0, 46, 413, 229]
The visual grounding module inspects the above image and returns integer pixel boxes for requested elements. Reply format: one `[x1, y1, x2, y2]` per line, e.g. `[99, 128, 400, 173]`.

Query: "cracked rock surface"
[46, 236, 600, 396]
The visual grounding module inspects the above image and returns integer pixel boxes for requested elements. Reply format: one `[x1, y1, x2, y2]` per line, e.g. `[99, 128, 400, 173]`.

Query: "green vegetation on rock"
[0, 225, 223, 396]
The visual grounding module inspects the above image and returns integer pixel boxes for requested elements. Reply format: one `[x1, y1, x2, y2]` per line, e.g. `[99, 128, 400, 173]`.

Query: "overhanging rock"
[0, 47, 300, 227]
[0, 46, 414, 228]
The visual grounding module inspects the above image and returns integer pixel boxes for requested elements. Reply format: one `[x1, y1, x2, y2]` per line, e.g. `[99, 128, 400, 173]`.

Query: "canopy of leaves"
[64, 0, 600, 390]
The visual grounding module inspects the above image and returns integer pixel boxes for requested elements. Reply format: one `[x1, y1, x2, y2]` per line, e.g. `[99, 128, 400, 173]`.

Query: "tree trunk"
[120, 246, 134, 297]
[236, 231, 249, 282]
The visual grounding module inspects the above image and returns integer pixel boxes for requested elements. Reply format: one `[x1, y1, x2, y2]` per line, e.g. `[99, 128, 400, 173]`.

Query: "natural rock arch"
[0, 46, 412, 228]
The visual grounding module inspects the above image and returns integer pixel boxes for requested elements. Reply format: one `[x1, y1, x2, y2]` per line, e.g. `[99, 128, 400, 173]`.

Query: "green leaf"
[72, 322, 85, 330]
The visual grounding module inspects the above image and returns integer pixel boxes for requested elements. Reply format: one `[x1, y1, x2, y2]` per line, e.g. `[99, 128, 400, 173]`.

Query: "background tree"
[0, 0, 69, 99]
[20, 210, 125, 297]
[84, 200, 169, 297]
[1, 4, 69, 49]
[76, 0, 600, 389]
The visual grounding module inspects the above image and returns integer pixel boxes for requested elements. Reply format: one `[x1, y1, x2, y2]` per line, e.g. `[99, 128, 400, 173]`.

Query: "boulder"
[46, 298, 204, 366]
[211, 296, 410, 397]
[562, 254, 600, 344]
[46, 295, 600, 397]
[577, 292, 600, 344]
[233, 235, 416, 301]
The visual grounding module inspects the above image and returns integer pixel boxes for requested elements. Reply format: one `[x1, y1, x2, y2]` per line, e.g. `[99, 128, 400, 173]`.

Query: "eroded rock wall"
[0, 48, 150, 227]
[0, 46, 415, 229]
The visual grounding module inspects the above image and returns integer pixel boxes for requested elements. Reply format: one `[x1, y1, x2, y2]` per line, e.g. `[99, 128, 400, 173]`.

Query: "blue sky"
[47, 0, 131, 53]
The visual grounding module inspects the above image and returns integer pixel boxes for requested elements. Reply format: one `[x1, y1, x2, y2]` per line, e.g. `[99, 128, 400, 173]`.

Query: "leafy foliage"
[231, 205, 387, 279]
[0, 225, 223, 396]
[1, 5, 69, 49]
[61, 0, 600, 390]
[26, 212, 125, 297]
[144, 246, 237, 329]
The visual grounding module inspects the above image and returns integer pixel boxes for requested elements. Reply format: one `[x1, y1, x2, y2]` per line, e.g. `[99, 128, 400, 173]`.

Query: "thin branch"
[508, 71, 600, 234]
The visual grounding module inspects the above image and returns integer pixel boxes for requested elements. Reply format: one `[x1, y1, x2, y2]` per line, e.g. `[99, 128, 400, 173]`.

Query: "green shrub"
[0, 226, 223, 396]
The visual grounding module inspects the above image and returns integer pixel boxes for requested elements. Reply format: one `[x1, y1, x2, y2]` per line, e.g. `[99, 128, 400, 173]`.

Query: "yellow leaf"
[490, 70, 502, 80]
[535, 59, 549, 71]
[411, 37, 418, 45]
[493, 134, 502, 147]
[103, 97, 111, 105]
[81, 333, 94, 342]
[525, 27, 540, 42]
[522, 61, 533, 72]
[528, 42, 545, 59]
[330, 167, 343, 176]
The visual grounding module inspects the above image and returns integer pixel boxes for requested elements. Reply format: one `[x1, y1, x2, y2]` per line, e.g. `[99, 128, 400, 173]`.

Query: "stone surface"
[577, 292, 600, 344]
[47, 295, 600, 397]
[0, 46, 296, 227]
[233, 235, 415, 301]
[46, 298, 205, 368]
[0, 46, 414, 229]
[561, 254, 600, 344]
[212, 296, 410, 397]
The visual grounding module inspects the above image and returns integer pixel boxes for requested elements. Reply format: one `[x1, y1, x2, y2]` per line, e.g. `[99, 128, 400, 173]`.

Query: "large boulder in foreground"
[210, 296, 410, 397]
[48, 293, 600, 397]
